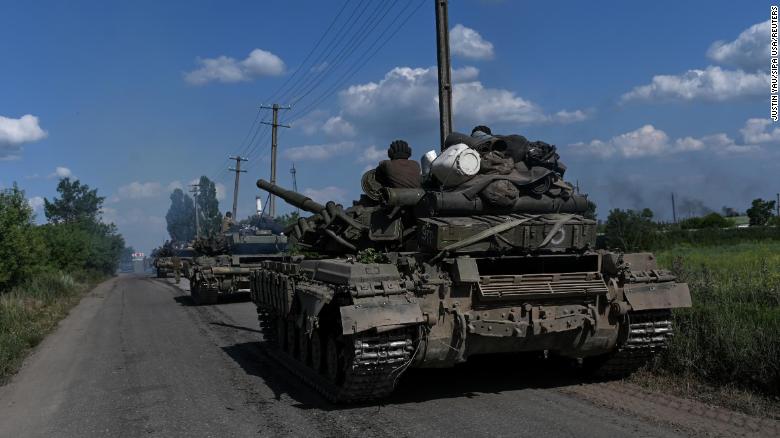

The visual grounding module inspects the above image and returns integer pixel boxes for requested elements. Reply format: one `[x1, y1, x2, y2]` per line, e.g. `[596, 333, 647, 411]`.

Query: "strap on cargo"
[430, 215, 538, 262]
[536, 214, 575, 248]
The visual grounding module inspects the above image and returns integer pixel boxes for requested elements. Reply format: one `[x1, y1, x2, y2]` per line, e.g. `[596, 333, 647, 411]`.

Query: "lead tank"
[250, 132, 691, 402]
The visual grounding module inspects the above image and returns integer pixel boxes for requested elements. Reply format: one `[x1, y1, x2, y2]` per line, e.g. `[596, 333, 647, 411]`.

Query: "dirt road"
[0, 275, 776, 437]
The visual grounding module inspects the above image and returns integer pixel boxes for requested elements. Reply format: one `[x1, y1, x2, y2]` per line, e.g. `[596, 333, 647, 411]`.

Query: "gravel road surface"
[0, 275, 776, 437]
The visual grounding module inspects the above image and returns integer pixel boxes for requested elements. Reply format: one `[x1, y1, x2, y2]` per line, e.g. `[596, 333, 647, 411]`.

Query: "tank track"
[257, 309, 414, 403]
[591, 309, 673, 378]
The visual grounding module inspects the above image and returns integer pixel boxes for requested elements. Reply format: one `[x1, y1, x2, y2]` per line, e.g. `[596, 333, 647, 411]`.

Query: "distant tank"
[250, 130, 691, 403]
[189, 228, 287, 305]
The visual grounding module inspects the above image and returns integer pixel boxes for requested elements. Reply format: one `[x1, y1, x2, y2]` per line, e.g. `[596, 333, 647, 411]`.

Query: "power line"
[284, 0, 426, 126]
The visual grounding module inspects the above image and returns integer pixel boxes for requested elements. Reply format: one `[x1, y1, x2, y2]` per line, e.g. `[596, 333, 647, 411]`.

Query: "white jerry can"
[430, 143, 481, 187]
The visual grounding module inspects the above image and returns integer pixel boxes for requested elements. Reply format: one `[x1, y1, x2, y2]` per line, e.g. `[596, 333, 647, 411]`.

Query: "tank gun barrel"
[256, 179, 325, 214]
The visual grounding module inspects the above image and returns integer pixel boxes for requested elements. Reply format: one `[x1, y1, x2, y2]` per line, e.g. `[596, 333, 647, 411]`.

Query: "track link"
[257, 309, 414, 403]
[591, 309, 673, 378]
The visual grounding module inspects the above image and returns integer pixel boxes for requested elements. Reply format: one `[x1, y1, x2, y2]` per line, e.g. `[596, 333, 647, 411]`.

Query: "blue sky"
[0, 0, 772, 253]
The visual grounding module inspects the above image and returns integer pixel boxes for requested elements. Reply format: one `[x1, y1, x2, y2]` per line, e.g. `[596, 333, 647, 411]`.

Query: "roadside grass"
[0, 270, 105, 383]
[630, 242, 780, 417]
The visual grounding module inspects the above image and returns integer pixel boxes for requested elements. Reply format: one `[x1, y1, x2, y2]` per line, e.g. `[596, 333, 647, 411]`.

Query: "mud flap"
[340, 296, 424, 335]
[624, 282, 692, 310]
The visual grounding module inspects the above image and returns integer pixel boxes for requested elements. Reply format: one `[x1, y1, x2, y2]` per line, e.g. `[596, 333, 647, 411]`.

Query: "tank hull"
[250, 251, 690, 402]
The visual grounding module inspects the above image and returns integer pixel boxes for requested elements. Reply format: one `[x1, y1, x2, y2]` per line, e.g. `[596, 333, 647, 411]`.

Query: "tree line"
[602, 197, 780, 251]
[0, 178, 125, 292]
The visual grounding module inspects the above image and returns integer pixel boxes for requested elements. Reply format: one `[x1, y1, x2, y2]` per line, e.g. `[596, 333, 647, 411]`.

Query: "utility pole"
[671, 193, 677, 224]
[435, 0, 453, 150]
[290, 163, 299, 214]
[260, 103, 291, 218]
[189, 184, 200, 239]
[228, 155, 248, 219]
[776, 193, 779, 217]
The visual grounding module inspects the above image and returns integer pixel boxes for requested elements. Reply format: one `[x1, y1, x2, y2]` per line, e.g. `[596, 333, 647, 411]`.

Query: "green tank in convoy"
[189, 228, 287, 305]
[249, 128, 692, 403]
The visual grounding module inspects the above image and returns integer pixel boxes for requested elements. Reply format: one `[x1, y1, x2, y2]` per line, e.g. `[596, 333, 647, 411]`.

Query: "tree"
[604, 208, 657, 251]
[165, 188, 196, 242]
[746, 198, 776, 226]
[195, 176, 222, 237]
[276, 211, 300, 228]
[44, 178, 104, 224]
[0, 184, 45, 290]
[679, 212, 734, 230]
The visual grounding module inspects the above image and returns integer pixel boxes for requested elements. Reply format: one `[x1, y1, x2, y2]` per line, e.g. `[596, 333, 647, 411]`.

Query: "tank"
[250, 131, 691, 403]
[189, 228, 288, 305]
[152, 244, 175, 278]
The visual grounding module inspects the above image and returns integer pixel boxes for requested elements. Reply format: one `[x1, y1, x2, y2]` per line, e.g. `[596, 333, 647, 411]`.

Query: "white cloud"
[621, 66, 767, 102]
[337, 66, 583, 140]
[284, 141, 355, 161]
[569, 124, 758, 158]
[215, 182, 226, 201]
[741, 118, 780, 144]
[321, 116, 355, 138]
[303, 186, 347, 204]
[117, 181, 164, 199]
[357, 145, 385, 163]
[0, 114, 47, 160]
[48, 166, 72, 179]
[184, 48, 285, 85]
[167, 180, 184, 191]
[28, 196, 45, 211]
[552, 109, 591, 124]
[707, 20, 768, 71]
[622, 21, 770, 103]
[450, 24, 494, 60]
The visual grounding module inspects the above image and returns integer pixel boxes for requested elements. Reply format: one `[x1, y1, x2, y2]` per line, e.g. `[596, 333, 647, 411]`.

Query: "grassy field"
[0, 271, 104, 383]
[637, 242, 780, 415]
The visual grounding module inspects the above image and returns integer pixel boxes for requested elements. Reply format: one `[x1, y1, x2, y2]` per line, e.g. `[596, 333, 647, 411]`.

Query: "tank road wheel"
[276, 316, 287, 350]
[286, 320, 298, 356]
[310, 329, 323, 373]
[324, 335, 344, 384]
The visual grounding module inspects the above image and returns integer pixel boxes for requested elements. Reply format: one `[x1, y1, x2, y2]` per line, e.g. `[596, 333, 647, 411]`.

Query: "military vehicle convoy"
[189, 229, 287, 305]
[249, 130, 691, 403]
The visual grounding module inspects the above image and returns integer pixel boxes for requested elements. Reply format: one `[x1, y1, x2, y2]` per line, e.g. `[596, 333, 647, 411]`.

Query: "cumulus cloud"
[28, 196, 45, 211]
[450, 24, 494, 60]
[338, 66, 584, 140]
[357, 145, 385, 163]
[707, 20, 768, 71]
[284, 141, 355, 161]
[322, 116, 355, 138]
[117, 181, 164, 199]
[569, 124, 758, 158]
[622, 21, 769, 103]
[184, 48, 285, 85]
[741, 118, 780, 144]
[620, 66, 767, 102]
[0, 114, 47, 160]
[303, 186, 347, 204]
[48, 166, 72, 179]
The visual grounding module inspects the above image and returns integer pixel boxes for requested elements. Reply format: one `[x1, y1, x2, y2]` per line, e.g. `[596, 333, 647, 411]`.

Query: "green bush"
[0, 271, 84, 380]
[654, 243, 780, 396]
